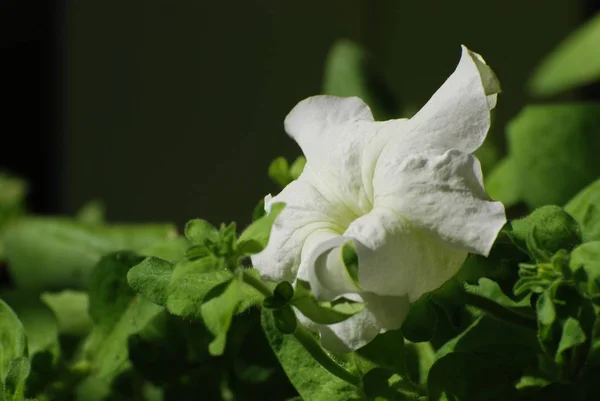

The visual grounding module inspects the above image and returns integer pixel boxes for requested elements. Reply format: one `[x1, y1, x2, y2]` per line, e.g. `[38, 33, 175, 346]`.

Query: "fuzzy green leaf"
[507, 205, 582, 262]
[504, 104, 600, 208]
[184, 219, 219, 246]
[127, 257, 175, 306]
[261, 310, 360, 401]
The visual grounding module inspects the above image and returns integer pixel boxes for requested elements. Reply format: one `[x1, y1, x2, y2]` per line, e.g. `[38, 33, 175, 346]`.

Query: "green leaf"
[435, 315, 539, 382]
[40, 290, 92, 336]
[183, 219, 219, 246]
[291, 280, 364, 325]
[0, 299, 27, 381]
[4, 357, 30, 401]
[77, 252, 163, 399]
[289, 157, 306, 181]
[530, 12, 600, 96]
[0, 172, 26, 222]
[127, 257, 175, 306]
[2, 217, 176, 291]
[323, 39, 398, 120]
[272, 306, 298, 335]
[0, 290, 59, 358]
[565, 178, 600, 242]
[356, 329, 406, 375]
[569, 241, 600, 302]
[536, 280, 595, 380]
[238, 203, 285, 254]
[261, 310, 360, 401]
[268, 157, 291, 188]
[507, 205, 582, 262]
[427, 352, 518, 401]
[401, 295, 438, 343]
[139, 236, 189, 263]
[504, 104, 600, 208]
[264, 281, 294, 309]
[127, 312, 213, 385]
[165, 258, 228, 319]
[362, 368, 424, 401]
[486, 157, 521, 207]
[201, 276, 243, 356]
[88, 251, 145, 327]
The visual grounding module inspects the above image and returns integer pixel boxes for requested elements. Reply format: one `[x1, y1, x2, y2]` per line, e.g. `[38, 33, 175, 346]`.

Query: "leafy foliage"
[529, 12, 600, 97]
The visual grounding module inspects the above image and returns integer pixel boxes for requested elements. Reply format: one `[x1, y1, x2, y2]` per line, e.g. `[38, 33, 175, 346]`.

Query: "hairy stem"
[242, 269, 273, 298]
[294, 324, 362, 387]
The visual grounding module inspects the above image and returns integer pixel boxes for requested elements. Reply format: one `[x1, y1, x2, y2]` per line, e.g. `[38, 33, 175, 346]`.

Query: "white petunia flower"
[252, 45, 506, 353]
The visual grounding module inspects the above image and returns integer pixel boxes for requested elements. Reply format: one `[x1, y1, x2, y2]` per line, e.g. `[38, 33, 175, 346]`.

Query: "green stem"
[242, 270, 273, 298]
[294, 324, 362, 387]
[464, 292, 538, 330]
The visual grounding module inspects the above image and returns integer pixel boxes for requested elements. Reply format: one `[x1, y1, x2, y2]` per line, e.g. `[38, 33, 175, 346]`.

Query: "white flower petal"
[302, 235, 359, 301]
[373, 148, 506, 257]
[284, 95, 374, 161]
[381, 45, 500, 154]
[284, 95, 394, 216]
[251, 180, 344, 282]
[316, 293, 410, 353]
[345, 208, 467, 302]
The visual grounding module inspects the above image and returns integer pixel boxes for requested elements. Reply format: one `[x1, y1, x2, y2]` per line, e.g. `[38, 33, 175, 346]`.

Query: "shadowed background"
[2, 0, 598, 227]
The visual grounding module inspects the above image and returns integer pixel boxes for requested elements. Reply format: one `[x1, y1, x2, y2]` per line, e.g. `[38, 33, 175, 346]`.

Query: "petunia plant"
[2, 12, 600, 401]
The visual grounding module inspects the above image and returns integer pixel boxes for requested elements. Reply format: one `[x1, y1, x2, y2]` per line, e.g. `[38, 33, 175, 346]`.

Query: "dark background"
[2, 0, 599, 228]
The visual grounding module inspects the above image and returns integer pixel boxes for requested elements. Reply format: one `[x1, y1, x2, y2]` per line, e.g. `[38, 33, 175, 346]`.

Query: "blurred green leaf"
[0, 299, 27, 381]
[0, 290, 59, 358]
[261, 310, 360, 401]
[40, 290, 91, 336]
[323, 39, 398, 120]
[486, 157, 521, 207]
[291, 280, 364, 325]
[268, 157, 291, 188]
[530, 12, 600, 97]
[427, 352, 518, 401]
[76, 200, 105, 225]
[2, 218, 176, 291]
[565, 179, 600, 242]
[503, 104, 600, 208]
[289, 157, 306, 181]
